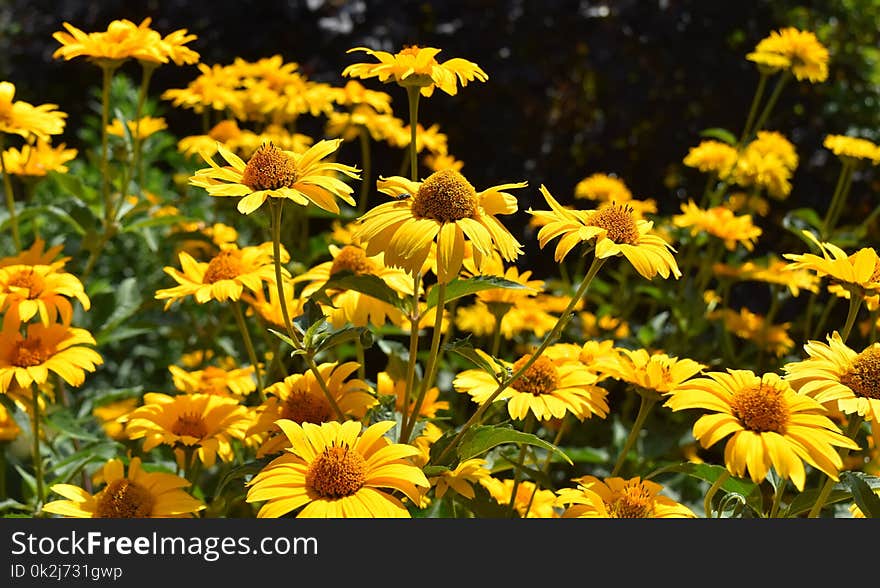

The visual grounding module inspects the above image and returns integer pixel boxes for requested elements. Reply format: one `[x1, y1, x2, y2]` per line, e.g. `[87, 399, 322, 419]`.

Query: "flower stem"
[807, 415, 863, 518]
[131, 63, 156, 193]
[825, 164, 856, 237]
[704, 469, 731, 518]
[268, 199, 300, 348]
[432, 255, 605, 466]
[399, 272, 422, 442]
[99, 64, 118, 227]
[746, 72, 789, 143]
[0, 133, 20, 251]
[738, 72, 769, 147]
[611, 391, 658, 477]
[507, 415, 535, 518]
[840, 291, 863, 344]
[356, 126, 372, 214]
[406, 86, 421, 181]
[30, 385, 44, 514]
[523, 417, 568, 517]
[820, 161, 854, 239]
[769, 478, 787, 518]
[231, 299, 264, 401]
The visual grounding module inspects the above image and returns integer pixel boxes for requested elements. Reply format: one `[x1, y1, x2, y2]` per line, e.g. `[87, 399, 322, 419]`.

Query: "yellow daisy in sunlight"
[747, 27, 829, 83]
[480, 477, 559, 518]
[556, 475, 696, 518]
[0, 81, 67, 140]
[342, 45, 488, 97]
[189, 139, 360, 215]
[824, 134, 880, 166]
[0, 264, 90, 327]
[125, 393, 251, 468]
[169, 363, 256, 398]
[731, 146, 793, 200]
[376, 370, 448, 420]
[574, 172, 633, 202]
[241, 281, 305, 330]
[248, 362, 377, 457]
[784, 331, 880, 423]
[529, 184, 680, 280]
[42, 457, 204, 518]
[673, 200, 762, 251]
[0, 237, 68, 268]
[154, 243, 282, 309]
[715, 256, 820, 297]
[428, 458, 492, 500]
[454, 353, 609, 422]
[683, 140, 738, 177]
[177, 119, 242, 159]
[246, 420, 430, 518]
[0, 322, 102, 392]
[708, 307, 795, 358]
[664, 370, 859, 490]
[93, 397, 138, 440]
[353, 170, 526, 282]
[597, 348, 705, 395]
[783, 231, 880, 295]
[52, 19, 162, 65]
[1, 140, 77, 177]
[106, 116, 167, 139]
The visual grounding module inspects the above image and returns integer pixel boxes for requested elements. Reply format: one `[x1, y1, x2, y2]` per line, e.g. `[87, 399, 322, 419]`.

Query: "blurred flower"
[824, 134, 880, 166]
[708, 306, 794, 357]
[574, 172, 632, 202]
[597, 348, 705, 395]
[92, 397, 139, 441]
[1, 140, 77, 177]
[783, 231, 880, 295]
[0, 81, 67, 140]
[673, 200, 762, 251]
[0, 403, 21, 441]
[480, 477, 559, 518]
[556, 475, 696, 518]
[683, 140, 737, 176]
[746, 27, 829, 83]
[428, 458, 492, 500]
[169, 363, 256, 398]
[423, 152, 464, 173]
[376, 370, 448, 419]
[106, 116, 167, 139]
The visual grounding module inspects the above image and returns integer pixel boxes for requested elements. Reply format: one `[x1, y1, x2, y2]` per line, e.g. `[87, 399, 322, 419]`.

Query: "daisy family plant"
[2, 16, 880, 521]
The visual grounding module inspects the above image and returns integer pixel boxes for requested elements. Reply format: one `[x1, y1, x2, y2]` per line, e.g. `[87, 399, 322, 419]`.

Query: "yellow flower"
[248, 362, 377, 457]
[0, 237, 68, 268]
[0, 264, 90, 327]
[529, 185, 680, 280]
[673, 200, 762, 251]
[0, 81, 67, 140]
[0, 403, 21, 441]
[0, 322, 102, 392]
[177, 119, 242, 158]
[708, 307, 794, 357]
[125, 392, 251, 469]
[784, 331, 880, 423]
[480, 477, 559, 518]
[154, 243, 282, 309]
[824, 134, 880, 166]
[376, 371, 448, 419]
[106, 116, 167, 139]
[342, 45, 488, 97]
[42, 457, 204, 518]
[169, 363, 256, 398]
[454, 353, 609, 422]
[747, 130, 799, 171]
[731, 146, 793, 199]
[246, 420, 429, 517]
[162, 63, 241, 114]
[598, 348, 705, 395]
[423, 152, 464, 173]
[1, 140, 77, 176]
[429, 458, 492, 500]
[664, 370, 858, 490]
[683, 140, 738, 176]
[783, 230, 880, 295]
[747, 27, 829, 83]
[92, 397, 138, 440]
[52, 19, 163, 65]
[241, 281, 305, 330]
[556, 475, 697, 518]
[328, 79, 393, 113]
[354, 170, 526, 282]
[574, 173, 633, 202]
[386, 122, 449, 156]
[189, 140, 359, 215]
[715, 256, 820, 297]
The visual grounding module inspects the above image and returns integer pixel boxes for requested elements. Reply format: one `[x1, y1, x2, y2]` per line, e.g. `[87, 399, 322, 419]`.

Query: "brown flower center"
[840, 346, 880, 400]
[280, 391, 334, 425]
[203, 250, 243, 284]
[240, 143, 298, 191]
[329, 246, 377, 277]
[607, 481, 655, 518]
[587, 204, 640, 245]
[730, 383, 789, 433]
[510, 355, 560, 396]
[171, 411, 209, 440]
[305, 445, 367, 498]
[7, 269, 43, 298]
[411, 169, 478, 222]
[95, 479, 154, 518]
[12, 338, 47, 367]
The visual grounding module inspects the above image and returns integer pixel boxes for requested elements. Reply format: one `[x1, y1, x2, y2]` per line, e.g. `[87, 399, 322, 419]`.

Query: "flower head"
[783, 231, 880, 296]
[0, 81, 67, 140]
[0, 322, 101, 392]
[673, 201, 762, 251]
[747, 27, 829, 83]
[0, 264, 90, 328]
[824, 134, 880, 166]
[1, 140, 77, 177]
[556, 475, 696, 518]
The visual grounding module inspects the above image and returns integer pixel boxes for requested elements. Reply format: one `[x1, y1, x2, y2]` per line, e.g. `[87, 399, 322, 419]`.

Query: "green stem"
[523, 418, 568, 517]
[611, 391, 658, 477]
[811, 294, 839, 341]
[738, 72, 769, 147]
[769, 478, 786, 518]
[399, 272, 422, 442]
[747, 72, 789, 143]
[357, 126, 372, 215]
[231, 300, 264, 401]
[432, 255, 605, 466]
[132, 63, 156, 193]
[704, 469, 731, 518]
[406, 86, 421, 181]
[756, 285, 782, 373]
[840, 291, 863, 344]
[356, 337, 366, 381]
[807, 415, 863, 518]
[507, 416, 535, 518]
[304, 354, 345, 421]
[100, 64, 118, 226]
[268, 200, 300, 348]
[825, 164, 856, 236]
[0, 134, 20, 251]
[820, 162, 854, 239]
[30, 385, 44, 514]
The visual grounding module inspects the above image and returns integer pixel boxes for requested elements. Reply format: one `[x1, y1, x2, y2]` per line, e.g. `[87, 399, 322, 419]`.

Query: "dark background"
[2, 0, 879, 253]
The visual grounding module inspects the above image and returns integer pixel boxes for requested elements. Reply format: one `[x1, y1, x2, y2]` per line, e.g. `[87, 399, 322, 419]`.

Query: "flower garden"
[1, 13, 880, 519]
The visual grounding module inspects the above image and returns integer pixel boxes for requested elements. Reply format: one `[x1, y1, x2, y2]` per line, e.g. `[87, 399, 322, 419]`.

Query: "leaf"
[43, 410, 100, 442]
[646, 462, 763, 514]
[11, 205, 88, 236]
[422, 466, 450, 477]
[268, 328, 298, 350]
[425, 276, 533, 310]
[95, 277, 143, 344]
[48, 170, 98, 203]
[456, 424, 572, 465]
[313, 325, 374, 355]
[378, 339, 411, 382]
[550, 446, 609, 464]
[840, 471, 880, 518]
[699, 127, 738, 145]
[321, 271, 409, 311]
[443, 337, 506, 382]
[783, 208, 823, 234]
[122, 214, 190, 232]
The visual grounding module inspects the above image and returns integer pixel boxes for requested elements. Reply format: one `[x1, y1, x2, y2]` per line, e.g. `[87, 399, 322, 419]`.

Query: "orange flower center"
[280, 391, 333, 425]
[203, 250, 244, 284]
[306, 444, 367, 498]
[7, 268, 43, 298]
[510, 355, 560, 396]
[730, 383, 789, 433]
[95, 478, 154, 518]
[587, 204, 640, 245]
[607, 481, 655, 518]
[12, 338, 47, 367]
[840, 346, 880, 400]
[329, 246, 377, 277]
[241, 143, 298, 191]
[412, 169, 478, 223]
[171, 411, 209, 440]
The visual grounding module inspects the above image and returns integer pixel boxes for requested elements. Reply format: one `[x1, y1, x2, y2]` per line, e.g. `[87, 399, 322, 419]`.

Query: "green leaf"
[422, 465, 450, 477]
[48, 170, 98, 203]
[783, 208, 823, 234]
[122, 214, 189, 232]
[95, 277, 143, 344]
[841, 471, 880, 518]
[425, 276, 533, 310]
[313, 325, 374, 355]
[443, 337, 506, 382]
[456, 424, 572, 465]
[551, 446, 609, 464]
[647, 462, 763, 514]
[268, 328, 299, 350]
[321, 271, 409, 311]
[43, 410, 100, 442]
[699, 127, 738, 145]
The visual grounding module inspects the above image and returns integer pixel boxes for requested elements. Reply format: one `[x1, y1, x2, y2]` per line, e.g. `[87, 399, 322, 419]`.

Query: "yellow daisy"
[556, 475, 697, 518]
[0, 81, 67, 140]
[454, 353, 609, 422]
[682, 140, 738, 177]
[428, 458, 492, 500]
[529, 184, 680, 280]
[246, 420, 430, 518]
[376, 370, 448, 419]
[673, 200, 762, 251]
[783, 231, 880, 295]
[824, 134, 880, 166]
[106, 116, 167, 139]
[480, 477, 559, 518]
[353, 170, 526, 282]
[52, 18, 163, 65]
[169, 363, 256, 398]
[42, 457, 204, 518]
[597, 348, 705, 395]
[747, 27, 829, 83]
[342, 45, 488, 97]
[0, 322, 102, 392]
[708, 307, 795, 357]
[0, 264, 90, 327]
[664, 370, 859, 490]
[1, 140, 77, 177]
[574, 172, 633, 202]
[0, 237, 68, 268]
[0, 402, 21, 441]
[124, 392, 251, 468]
[189, 139, 360, 215]
[92, 397, 139, 441]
